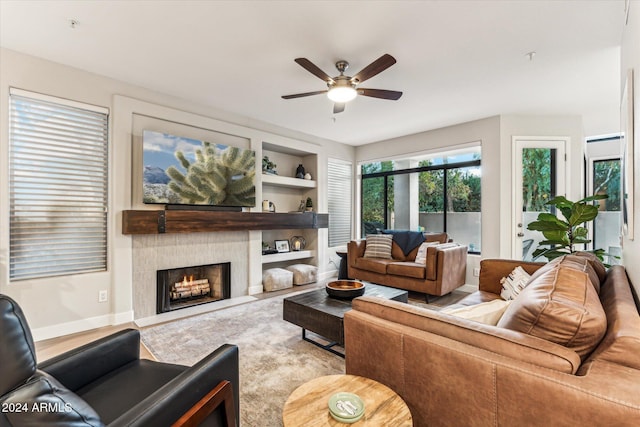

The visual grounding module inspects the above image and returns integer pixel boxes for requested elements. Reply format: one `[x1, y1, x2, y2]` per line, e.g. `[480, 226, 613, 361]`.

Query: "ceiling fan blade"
[358, 88, 403, 100]
[351, 54, 397, 84]
[294, 58, 334, 83]
[333, 103, 345, 114]
[282, 90, 327, 99]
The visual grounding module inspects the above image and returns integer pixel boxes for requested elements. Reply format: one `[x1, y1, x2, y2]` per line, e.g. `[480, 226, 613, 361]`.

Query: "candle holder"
[290, 236, 306, 251]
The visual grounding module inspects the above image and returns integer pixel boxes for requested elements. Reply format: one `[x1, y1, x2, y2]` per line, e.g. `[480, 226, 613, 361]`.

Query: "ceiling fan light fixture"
[327, 86, 357, 103]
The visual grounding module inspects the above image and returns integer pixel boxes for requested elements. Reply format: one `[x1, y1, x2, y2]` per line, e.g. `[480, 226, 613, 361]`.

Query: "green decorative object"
[262, 156, 277, 174]
[305, 197, 313, 212]
[527, 195, 609, 262]
[166, 141, 255, 207]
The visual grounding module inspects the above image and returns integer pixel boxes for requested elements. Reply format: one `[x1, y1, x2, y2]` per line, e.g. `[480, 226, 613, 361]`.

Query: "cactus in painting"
[165, 141, 256, 206]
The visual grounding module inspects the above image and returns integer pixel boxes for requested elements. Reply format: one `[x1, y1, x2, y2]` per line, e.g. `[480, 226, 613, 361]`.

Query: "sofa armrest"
[425, 243, 467, 281]
[349, 296, 581, 373]
[347, 240, 366, 267]
[479, 259, 545, 294]
[38, 328, 140, 392]
[109, 344, 239, 427]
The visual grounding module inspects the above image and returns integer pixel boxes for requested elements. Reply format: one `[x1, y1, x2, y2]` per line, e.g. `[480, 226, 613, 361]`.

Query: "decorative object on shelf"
[262, 241, 277, 255]
[262, 200, 276, 212]
[305, 197, 313, 212]
[262, 156, 277, 174]
[304, 172, 312, 180]
[296, 164, 305, 179]
[275, 239, 290, 253]
[325, 280, 366, 299]
[290, 236, 306, 251]
[297, 199, 306, 212]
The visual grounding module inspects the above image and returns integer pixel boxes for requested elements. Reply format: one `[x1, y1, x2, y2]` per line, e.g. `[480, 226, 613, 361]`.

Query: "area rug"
[139, 291, 345, 427]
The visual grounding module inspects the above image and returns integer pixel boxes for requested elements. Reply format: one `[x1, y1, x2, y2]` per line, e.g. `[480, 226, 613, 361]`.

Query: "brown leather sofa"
[344, 254, 640, 426]
[347, 232, 468, 297]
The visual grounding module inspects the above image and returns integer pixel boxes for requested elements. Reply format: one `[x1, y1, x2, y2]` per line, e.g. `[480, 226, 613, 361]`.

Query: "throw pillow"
[414, 241, 440, 265]
[497, 265, 607, 359]
[363, 234, 393, 259]
[441, 299, 512, 325]
[500, 266, 531, 300]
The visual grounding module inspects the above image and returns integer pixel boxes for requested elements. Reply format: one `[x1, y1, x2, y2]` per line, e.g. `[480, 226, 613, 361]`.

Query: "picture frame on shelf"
[621, 68, 634, 240]
[275, 239, 290, 253]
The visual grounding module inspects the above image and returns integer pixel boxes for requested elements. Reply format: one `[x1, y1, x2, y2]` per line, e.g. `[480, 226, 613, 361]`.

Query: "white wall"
[621, 4, 640, 295]
[0, 48, 354, 339]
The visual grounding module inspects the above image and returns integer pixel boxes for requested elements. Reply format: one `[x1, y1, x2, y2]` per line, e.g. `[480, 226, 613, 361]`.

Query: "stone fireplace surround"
[132, 231, 250, 320]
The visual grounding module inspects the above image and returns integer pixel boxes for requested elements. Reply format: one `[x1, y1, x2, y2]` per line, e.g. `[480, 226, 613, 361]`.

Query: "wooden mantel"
[122, 210, 329, 235]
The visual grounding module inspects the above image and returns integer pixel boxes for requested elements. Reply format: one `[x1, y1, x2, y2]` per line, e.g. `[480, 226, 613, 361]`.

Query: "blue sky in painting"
[142, 130, 203, 173]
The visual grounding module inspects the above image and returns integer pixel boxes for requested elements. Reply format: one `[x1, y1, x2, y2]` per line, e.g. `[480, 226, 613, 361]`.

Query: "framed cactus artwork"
[142, 130, 256, 207]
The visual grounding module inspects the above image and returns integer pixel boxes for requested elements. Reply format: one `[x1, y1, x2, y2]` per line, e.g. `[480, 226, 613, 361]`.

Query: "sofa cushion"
[424, 232, 449, 243]
[382, 230, 425, 258]
[363, 234, 393, 259]
[529, 254, 601, 294]
[497, 265, 607, 359]
[414, 241, 440, 265]
[0, 294, 37, 397]
[354, 257, 391, 274]
[1, 371, 104, 427]
[574, 251, 607, 283]
[500, 266, 531, 300]
[387, 262, 425, 279]
[442, 299, 511, 325]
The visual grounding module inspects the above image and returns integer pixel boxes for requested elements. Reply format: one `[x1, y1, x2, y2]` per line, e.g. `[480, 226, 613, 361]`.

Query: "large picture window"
[9, 89, 109, 280]
[361, 148, 481, 253]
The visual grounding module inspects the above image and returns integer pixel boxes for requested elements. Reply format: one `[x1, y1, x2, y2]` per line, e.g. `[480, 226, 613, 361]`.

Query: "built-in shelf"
[262, 250, 313, 264]
[122, 210, 328, 235]
[261, 173, 316, 188]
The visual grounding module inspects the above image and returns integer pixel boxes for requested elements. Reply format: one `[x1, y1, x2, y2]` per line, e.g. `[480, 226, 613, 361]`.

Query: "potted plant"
[305, 197, 313, 212]
[262, 156, 277, 174]
[527, 194, 609, 262]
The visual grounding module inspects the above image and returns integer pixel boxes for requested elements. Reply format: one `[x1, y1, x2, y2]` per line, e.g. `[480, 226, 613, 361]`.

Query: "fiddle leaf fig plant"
[527, 194, 608, 262]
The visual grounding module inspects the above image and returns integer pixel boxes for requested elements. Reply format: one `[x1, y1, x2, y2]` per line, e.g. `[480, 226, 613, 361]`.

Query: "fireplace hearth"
[157, 262, 231, 313]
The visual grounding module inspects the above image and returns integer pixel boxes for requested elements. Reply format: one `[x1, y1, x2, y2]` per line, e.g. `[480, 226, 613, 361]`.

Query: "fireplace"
[157, 262, 231, 313]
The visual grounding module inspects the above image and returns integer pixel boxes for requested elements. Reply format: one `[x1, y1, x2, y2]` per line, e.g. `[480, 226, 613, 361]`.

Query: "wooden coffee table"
[283, 283, 408, 357]
[282, 374, 412, 426]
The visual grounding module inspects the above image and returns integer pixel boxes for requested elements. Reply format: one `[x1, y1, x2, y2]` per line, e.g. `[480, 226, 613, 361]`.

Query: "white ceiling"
[0, 0, 625, 146]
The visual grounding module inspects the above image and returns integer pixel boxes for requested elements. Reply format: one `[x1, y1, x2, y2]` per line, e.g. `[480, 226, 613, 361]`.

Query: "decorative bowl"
[326, 281, 366, 299]
[328, 392, 365, 423]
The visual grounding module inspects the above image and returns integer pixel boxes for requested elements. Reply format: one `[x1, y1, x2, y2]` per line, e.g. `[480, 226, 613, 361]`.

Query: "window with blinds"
[327, 159, 353, 247]
[9, 89, 109, 281]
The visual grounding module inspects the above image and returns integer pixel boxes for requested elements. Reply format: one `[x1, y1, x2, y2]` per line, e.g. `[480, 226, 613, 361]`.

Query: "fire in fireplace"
[157, 262, 231, 313]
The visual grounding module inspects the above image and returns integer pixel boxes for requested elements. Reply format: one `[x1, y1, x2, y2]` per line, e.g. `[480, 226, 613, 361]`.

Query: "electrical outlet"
[98, 290, 108, 303]
[473, 268, 481, 277]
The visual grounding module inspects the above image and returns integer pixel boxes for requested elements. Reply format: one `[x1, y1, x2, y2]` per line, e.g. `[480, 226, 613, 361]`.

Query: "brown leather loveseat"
[344, 253, 640, 426]
[347, 232, 468, 297]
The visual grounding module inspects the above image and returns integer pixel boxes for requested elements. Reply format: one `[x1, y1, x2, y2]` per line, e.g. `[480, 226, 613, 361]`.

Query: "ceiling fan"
[282, 54, 402, 114]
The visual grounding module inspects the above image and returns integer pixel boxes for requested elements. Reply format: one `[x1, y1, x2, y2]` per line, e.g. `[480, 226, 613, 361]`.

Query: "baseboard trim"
[135, 295, 257, 327]
[32, 310, 134, 342]
[248, 285, 264, 295]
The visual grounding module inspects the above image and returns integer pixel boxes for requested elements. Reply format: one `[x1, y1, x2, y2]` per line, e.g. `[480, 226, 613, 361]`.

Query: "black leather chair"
[0, 294, 239, 426]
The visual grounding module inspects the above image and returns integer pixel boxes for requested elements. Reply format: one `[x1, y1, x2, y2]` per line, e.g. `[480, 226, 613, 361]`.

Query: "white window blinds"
[327, 159, 352, 247]
[9, 89, 109, 280]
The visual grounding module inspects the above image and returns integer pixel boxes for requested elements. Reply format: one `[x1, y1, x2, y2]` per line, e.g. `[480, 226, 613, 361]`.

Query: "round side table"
[282, 374, 412, 426]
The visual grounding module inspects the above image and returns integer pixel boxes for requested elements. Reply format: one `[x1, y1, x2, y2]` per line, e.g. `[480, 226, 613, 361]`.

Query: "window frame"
[8, 88, 109, 281]
[360, 158, 481, 254]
